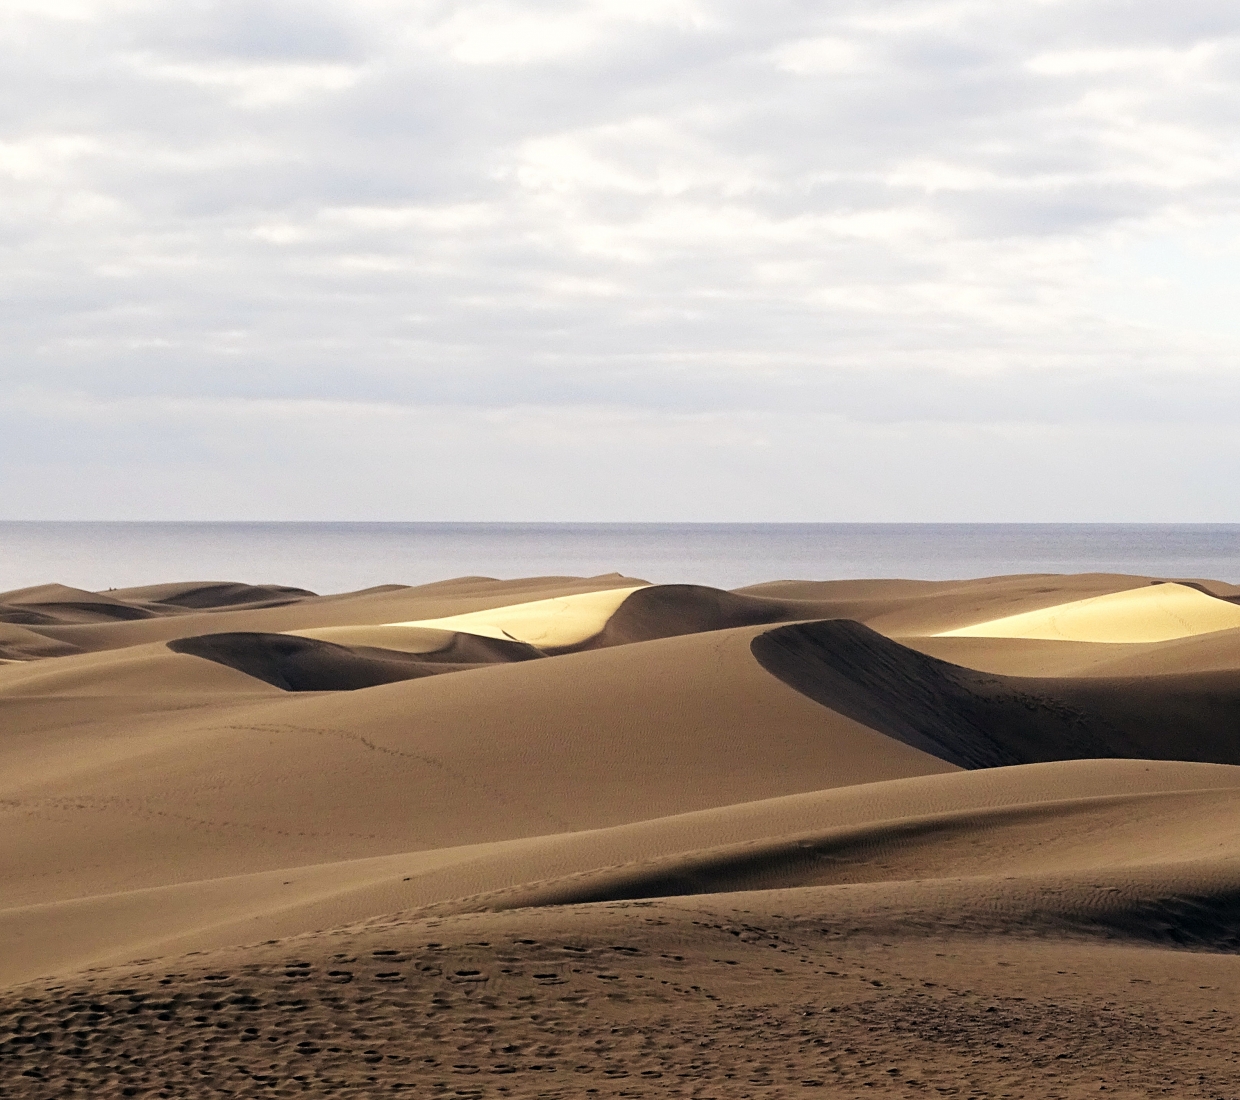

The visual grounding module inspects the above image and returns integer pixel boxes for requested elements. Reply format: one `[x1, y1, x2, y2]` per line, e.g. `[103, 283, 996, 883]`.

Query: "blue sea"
[1, 522, 1238, 595]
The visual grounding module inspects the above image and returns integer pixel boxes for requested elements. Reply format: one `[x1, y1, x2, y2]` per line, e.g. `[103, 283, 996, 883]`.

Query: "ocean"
[1, 522, 1238, 595]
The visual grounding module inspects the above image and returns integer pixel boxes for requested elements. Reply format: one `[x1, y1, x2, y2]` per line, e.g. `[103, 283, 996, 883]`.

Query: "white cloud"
[770, 35, 869, 74]
[420, 0, 718, 65]
[1, 0, 1239, 518]
[130, 56, 365, 107]
[0, 135, 104, 183]
[1026, 46, 1214, 78]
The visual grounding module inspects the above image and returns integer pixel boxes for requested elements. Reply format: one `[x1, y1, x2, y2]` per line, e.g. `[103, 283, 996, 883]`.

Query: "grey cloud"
[123, 0, 366, 62]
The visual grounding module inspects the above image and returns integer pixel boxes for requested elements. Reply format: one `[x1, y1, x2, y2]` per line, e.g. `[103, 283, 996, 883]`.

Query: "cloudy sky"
[2, 0, 1238, 520]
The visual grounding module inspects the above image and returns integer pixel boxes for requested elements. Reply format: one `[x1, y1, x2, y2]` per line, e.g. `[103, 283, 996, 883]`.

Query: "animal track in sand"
[4, 911, 1240, 1099]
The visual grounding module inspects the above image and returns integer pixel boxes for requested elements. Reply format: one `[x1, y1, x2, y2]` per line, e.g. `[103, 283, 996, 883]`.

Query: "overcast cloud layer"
[2, 0, 1239, 520]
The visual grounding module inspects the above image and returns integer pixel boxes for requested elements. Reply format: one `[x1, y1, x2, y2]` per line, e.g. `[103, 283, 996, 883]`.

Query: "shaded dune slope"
[399, 761, 1240, 952]
[469, 791, 1240, 948]
[574, 584, 804, 648]
[352, 761, 1240, 949]
[0, 623, 79, 661]
[753, 619, 1240, 769]
[168, 631, 542, 691]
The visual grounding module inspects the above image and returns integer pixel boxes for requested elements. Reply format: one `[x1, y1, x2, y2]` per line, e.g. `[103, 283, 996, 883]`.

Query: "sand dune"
[108, 581, 318, 609]
[284, 623, 462, 653]
[4, 757, 1239, 986]
[909, 626, 1240, 678]
[156, 577, 1198, 694]
[2, 573, 645, 656]
[169, 630, 543, 690]
[0, 623, 79, 661]
[0, 623, 950, 917]
[740, 571, 1155, 635]
[753, 618, 1240, 767]
[3, 571, 1152, 660]
[936, 579, 1240, 642]
[384, 584, 648, 647]
[6, 569, 1240, 1097]
[9, 903, 1240, 1100]
[282, 581, 889, 658]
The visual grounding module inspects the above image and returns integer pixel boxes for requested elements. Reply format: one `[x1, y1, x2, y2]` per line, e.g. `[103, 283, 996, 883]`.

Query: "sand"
[4, 570, 1240, 1097]
[935, 579, 1240, 642]
[384, 584, 649, 647]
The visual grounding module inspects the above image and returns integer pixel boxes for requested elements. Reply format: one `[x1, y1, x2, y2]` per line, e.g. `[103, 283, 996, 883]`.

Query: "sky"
[2, 0, 1239, 521]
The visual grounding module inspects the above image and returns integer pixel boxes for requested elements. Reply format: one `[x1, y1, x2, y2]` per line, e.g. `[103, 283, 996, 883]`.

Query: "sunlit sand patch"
[935, 582, 1240, 643]
[287, 586, 649, 651]
[284, 586, 650, 651]
[385, 585, 648, 647]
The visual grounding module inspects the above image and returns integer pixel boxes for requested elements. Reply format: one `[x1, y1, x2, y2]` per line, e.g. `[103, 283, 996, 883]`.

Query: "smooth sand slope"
[7, 757, 1240, 987]
[754, 619, 1240, 768]
[384, 585, 648, 646]
[5, 570, 1240, 1098]
[935, 579, 1240, 642]
[0, 621, 951, 919]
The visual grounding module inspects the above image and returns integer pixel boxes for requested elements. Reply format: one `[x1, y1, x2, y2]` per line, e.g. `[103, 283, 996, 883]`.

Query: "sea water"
[1, 522, 1238, 595]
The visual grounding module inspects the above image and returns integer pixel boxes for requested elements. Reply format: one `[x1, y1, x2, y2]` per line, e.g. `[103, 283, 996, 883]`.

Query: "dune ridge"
[752, 618, 1240, 768]
[935, 580, 1240, 642]
[383, 585, 648, 647]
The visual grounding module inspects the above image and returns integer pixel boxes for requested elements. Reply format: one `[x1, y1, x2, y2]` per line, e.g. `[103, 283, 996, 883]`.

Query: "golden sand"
[934, 581, 1240, 643]
[382, 583, 647, 646]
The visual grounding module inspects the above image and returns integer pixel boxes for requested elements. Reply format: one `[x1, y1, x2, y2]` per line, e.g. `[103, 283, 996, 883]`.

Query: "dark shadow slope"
[168, 632, 543, 691]
[752, 619, 1240, 769]
[573, 585, 824, 650]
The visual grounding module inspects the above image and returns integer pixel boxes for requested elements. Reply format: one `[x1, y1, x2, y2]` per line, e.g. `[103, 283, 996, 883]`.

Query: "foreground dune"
[5, 758, 1240, 988]
[11, 901, 1240, 1099]
[4, 570, 1240, 1097]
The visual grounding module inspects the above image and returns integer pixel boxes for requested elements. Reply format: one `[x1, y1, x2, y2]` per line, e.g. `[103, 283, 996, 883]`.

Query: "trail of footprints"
[2, 912, 1240, 1098]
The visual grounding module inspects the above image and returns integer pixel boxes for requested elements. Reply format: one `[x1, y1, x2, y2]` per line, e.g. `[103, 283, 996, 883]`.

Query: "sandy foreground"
[3, 571, 1240, 1098]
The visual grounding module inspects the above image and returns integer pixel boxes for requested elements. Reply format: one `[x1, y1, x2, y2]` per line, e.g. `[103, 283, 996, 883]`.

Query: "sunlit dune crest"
[934, 581, 1240, 643]
[380, 584, 648, 647]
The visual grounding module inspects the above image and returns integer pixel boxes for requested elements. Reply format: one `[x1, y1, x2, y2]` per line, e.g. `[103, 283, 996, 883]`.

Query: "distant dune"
[4, 571, 1240, 1097]
[934, 579, 1240, 642]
